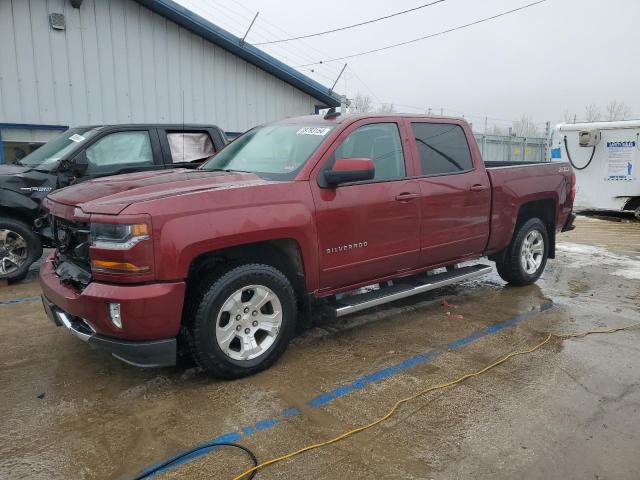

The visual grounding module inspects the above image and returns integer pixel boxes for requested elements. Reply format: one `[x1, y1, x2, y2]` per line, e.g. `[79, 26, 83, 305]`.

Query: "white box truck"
[550, 120, 640, 219]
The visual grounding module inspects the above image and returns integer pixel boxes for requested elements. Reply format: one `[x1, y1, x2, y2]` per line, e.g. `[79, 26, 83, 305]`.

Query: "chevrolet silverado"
[39, 113, 576, 378]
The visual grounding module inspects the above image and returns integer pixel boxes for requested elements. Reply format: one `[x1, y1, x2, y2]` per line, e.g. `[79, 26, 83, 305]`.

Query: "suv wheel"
[185, 263, 297, 379]
[0, 218, 42, 282]
[496, 217, 549, 286]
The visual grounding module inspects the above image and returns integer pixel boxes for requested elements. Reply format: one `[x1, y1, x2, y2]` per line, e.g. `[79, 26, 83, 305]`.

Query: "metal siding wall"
[0, 1, 18, 121]
[0, 0, 319, 131]
[79, 0, 104, 124]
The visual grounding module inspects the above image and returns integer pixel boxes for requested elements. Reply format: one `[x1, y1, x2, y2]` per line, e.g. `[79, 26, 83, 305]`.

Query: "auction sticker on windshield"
[296, 127, 331, 136]
[69, 134, 86, 143]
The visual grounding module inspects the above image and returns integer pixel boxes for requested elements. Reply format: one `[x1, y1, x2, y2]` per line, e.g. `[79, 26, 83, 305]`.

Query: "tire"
[496, 217, 549, 286]
[0, 218, 42, 282]
[184, 263, 297, 379]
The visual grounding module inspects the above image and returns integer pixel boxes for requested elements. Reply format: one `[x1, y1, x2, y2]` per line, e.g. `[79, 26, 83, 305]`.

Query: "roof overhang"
[135, 0, 341, 108]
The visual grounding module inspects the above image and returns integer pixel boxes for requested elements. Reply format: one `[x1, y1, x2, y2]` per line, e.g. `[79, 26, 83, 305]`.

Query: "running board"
[332, 264, 493, 318]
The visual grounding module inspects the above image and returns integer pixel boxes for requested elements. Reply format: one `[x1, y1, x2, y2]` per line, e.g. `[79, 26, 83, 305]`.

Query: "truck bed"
[485, 160, 573, 254]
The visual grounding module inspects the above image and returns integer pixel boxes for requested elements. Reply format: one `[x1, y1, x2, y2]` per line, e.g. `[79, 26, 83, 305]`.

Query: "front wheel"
[0, 218, 42, 282]
[496, 217, 549, 286]
[185, 263, 297, 379]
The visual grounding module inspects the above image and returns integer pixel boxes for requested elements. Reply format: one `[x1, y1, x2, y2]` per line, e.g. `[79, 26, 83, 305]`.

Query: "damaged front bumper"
[39, 253, 185, 368]
[42, 295, 176, 367]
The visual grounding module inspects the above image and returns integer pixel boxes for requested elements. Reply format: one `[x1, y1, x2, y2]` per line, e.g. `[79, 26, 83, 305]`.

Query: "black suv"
[0, 124, 228, 281]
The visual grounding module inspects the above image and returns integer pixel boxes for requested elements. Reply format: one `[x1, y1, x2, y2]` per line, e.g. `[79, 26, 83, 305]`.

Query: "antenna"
[330, 63, 347, 92]
[182, 90, 185, 162]
[240, 12, 260, 46]
[324, 107, 341, 120]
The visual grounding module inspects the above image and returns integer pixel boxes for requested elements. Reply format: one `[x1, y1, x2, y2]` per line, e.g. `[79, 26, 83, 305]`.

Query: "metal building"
[0, 0, 341, 164]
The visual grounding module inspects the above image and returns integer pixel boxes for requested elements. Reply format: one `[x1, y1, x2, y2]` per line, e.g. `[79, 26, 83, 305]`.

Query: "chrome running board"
[333, 264, 492, 318]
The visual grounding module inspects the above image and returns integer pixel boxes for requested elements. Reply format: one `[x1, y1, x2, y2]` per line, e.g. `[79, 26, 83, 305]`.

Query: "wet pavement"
[1, 215, 639, 480]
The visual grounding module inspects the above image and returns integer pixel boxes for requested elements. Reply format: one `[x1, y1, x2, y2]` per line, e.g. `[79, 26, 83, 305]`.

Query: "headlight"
[90, 223, 149, 249]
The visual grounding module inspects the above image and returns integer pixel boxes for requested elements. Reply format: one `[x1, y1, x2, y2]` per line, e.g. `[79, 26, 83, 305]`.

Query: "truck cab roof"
[74, 123, 226, 131]
[273, 113, 467, 126]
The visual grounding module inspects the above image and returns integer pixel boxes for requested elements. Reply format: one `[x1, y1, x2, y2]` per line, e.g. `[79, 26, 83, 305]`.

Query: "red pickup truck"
[40, 114, 576, 378]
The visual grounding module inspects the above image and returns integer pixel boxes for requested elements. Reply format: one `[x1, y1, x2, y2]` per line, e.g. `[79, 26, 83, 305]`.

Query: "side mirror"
[324, 158, 375, 186]
[62, 151, 88, 176]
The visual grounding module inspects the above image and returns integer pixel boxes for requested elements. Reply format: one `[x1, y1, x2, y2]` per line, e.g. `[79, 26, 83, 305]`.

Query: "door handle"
[470, 184, 488, 192]
[395, 192, 420, 201]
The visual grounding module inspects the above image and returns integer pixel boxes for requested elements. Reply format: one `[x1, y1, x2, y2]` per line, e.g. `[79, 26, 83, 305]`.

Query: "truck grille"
[51, 216, 91, 271]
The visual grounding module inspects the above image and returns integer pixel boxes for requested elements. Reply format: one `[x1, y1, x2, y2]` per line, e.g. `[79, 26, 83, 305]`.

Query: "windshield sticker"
[296, 127, 331, 136]
[69, 134, 85, 143]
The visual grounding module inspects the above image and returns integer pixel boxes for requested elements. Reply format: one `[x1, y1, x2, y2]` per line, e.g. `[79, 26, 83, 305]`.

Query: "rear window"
[167, 132, 215, 163]
[412, 123, 473, 176]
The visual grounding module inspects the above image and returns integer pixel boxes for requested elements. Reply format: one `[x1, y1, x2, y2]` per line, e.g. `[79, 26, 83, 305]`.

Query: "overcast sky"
[176, 0, 640, 130]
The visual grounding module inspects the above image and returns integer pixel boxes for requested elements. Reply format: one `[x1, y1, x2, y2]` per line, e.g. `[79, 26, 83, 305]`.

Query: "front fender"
[149, 183, 319, 292]
[0, 188, 40, 220]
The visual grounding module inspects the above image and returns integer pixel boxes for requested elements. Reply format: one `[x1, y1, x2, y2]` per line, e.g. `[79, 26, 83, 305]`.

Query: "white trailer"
[550, 120, 640, 218]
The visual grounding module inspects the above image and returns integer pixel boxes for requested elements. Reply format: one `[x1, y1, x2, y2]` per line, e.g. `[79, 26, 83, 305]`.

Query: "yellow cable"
[232, 322, 640, 480]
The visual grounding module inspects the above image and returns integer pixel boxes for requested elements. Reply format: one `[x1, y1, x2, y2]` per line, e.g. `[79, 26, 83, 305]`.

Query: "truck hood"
[48, 169, 269, 215]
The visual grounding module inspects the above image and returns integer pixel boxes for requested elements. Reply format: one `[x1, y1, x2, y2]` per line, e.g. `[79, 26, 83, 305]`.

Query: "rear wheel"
[0, 218, 42, 282]
[185, 263, 297, 379]
[496, 217, 548, 286]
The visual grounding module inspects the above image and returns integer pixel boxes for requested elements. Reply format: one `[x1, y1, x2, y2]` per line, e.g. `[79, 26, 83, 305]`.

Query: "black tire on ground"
[496, 217, 549, 286]
[0, 217, 42, 282]
[184, 263, 297, 379]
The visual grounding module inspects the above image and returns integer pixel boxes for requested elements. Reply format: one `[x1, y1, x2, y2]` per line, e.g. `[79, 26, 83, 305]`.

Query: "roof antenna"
[240, 11, 259, 46]
[324, 107, 340, 120]
[330, 63, 347, 93]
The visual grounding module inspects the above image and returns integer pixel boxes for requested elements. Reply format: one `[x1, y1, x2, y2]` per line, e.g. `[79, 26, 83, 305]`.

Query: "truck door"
[157, 128, 221, 166]
[311, 120, 421, 292]
[409, 121, 490, 266]
[73, 128, 164, 182]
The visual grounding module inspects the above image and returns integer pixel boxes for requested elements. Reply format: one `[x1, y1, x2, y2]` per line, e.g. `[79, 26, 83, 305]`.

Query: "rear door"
[310, 119, 421, 292]
[158, 128, 221, 166]
[409, 120, 490, 266]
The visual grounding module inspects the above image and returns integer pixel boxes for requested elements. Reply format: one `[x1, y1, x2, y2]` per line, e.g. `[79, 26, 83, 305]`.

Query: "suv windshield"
[18, 127, 97, 170]
[201, 124, 335, 180]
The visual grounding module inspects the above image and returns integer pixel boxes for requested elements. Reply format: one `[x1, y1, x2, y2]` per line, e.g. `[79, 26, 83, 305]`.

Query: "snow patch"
[557, 242, 640, 280]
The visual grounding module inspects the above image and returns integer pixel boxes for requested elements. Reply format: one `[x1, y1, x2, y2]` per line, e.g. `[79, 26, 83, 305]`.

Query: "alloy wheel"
[520, 229, 544, 275]
[215, 284, 283, 361]
[0, 229, 28, 276]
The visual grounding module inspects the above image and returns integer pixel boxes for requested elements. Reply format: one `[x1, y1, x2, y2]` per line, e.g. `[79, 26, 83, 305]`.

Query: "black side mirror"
[58, 151, 87, 177]
[324, 158, 375, 186]
[58, 159, 74, 172]
[69, 151, 88, 175]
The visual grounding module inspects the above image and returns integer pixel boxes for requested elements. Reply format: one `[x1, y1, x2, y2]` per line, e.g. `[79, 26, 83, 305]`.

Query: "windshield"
[201, 124, 335, 180]
[18, 127, 97, 169]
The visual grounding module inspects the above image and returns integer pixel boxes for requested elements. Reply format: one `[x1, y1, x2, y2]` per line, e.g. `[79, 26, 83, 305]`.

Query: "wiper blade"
[205, 168, 250, 173]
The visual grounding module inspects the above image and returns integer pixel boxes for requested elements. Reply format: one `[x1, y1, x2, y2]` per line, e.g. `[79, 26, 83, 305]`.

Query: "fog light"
[108, 302, 122, 329]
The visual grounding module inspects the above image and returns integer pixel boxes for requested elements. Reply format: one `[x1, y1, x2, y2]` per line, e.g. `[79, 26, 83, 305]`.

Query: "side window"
[167, 132, 215, 163]
[412, 123, 473, 176]
[85, 131, 154, 173]
[333, 123, 405, 181]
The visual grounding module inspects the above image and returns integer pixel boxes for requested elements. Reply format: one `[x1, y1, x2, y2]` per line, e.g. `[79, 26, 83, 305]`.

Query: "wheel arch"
[186, 238, 308, 301]
[0, 189, 40, 227]
[489, 198, 556, 262]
